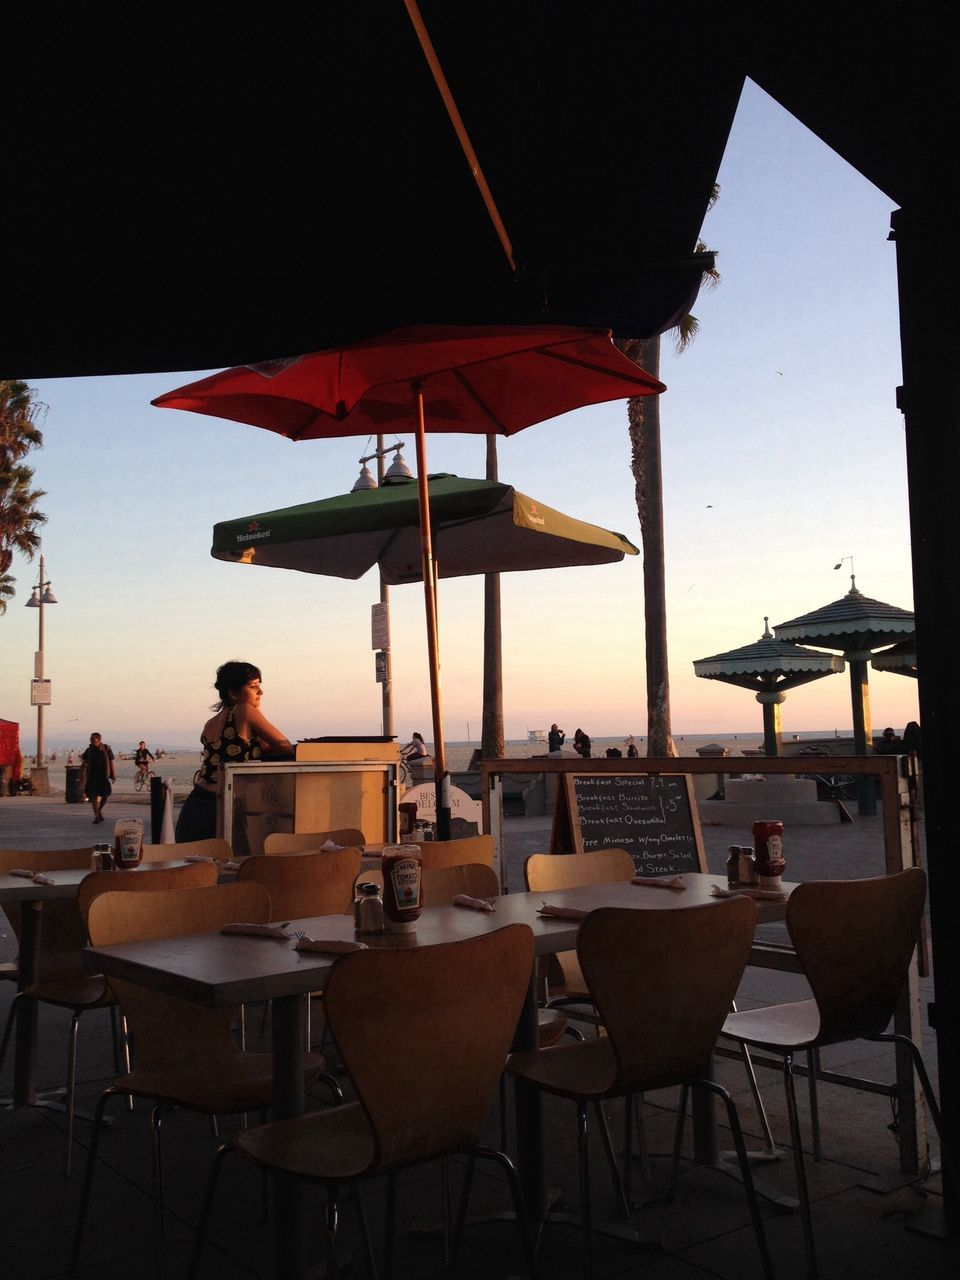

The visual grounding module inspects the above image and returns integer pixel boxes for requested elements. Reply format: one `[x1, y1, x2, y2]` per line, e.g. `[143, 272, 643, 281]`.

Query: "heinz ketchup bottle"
[381, 843, 423, 932]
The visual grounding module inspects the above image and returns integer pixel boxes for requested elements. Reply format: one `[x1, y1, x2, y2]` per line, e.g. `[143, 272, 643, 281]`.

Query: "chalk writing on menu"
[571, 773, 702, 875]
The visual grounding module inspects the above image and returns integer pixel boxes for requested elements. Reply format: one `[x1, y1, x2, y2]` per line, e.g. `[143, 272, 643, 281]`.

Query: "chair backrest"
[86, 882, 271, 1074]
[143, 838, 232, 862]
[578, 899, 756, 1090]
[263, 829, 365, 854]
[420, 862, 500, 908]
[324, 923, 533, 1168]
[416, 835, 495, 871]
[786, 869, 927, 1042]
[524, 848, 635, 892]
[237, 848, 361, 919]
[77, 860, 219, 924]
[0, 848, 97, 874]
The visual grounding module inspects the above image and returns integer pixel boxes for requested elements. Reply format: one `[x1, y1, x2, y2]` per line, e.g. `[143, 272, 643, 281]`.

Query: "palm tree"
[0, 380, 46, 613]
[480, 434, 505, 762]
[615, 199, 720, 758]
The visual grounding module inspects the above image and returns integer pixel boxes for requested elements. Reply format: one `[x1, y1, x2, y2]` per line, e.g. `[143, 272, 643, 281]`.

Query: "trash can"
[65, 765, 84, 803]
[694, 743, 729, 800]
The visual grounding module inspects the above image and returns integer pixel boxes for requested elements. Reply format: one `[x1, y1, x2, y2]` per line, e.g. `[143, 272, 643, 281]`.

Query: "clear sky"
[1, 81, 919, 753]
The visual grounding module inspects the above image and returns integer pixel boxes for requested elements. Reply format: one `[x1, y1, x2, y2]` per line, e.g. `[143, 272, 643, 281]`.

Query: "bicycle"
[134, 766, 154, 793]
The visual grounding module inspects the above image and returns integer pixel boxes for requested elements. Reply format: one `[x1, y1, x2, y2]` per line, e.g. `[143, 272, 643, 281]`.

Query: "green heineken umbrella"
[212, 474, 638, 580]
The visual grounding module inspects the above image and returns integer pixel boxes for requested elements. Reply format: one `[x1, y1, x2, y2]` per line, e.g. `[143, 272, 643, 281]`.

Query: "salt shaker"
[738, 847, 758, 886]
[357, 882, 384, 933]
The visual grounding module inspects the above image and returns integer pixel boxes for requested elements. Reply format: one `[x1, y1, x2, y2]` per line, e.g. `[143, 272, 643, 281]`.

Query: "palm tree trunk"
[480, 434, 505, 761]
[620, 338, 677, 758]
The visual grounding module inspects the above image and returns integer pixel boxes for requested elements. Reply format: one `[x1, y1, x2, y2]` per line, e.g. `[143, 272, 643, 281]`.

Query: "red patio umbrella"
[153, 323, 664, 834]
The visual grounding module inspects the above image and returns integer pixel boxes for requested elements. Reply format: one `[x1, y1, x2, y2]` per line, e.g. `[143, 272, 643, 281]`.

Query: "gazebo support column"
[894, 202, 960, 1222]
[847, 653, 876, 816]
[757, 690, 785, 757]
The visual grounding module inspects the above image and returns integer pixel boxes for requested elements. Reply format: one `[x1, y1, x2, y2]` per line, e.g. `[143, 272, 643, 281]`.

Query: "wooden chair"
[524, 849, 635, 1004]
[0, 861, 220, 1174]
[143, 838, 232, 862]
[263, 828, 365, 854]
[420, 861, 499, 907]
[237, 849, 361, 919]
[506, 900, 773, 1280]
[189, 925, 540, 1280]
[417, 834, 495, 871]
[70, 881, 336, 1272]
[722, 868, 953, 1279]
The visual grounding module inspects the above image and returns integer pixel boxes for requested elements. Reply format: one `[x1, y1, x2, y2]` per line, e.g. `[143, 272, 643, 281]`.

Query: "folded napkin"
[631, 875, 686, 892]
[221, 922, 291, 938]
[32, 873, 55, 886]
[537, 903, 589, 921]
[710, 884, 788, 903]
[452, 893, 496, 912]
[7, 868, 37, 878]
[222, 859, 242, 871]
[295, 937, 368, 954]
[320, 840, 344, 851]
[184, 854, 216, 863]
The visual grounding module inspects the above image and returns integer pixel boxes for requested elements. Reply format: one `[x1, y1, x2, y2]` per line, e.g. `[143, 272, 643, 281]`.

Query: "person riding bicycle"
[134, 741, 155, 781]
[400, 732, 428, 763]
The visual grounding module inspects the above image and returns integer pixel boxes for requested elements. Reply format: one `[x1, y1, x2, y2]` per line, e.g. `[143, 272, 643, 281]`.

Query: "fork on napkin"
[710, 884, 788, 902]
[631, 875, 686, 892]
[452, 893, 496, 912]
[8, 868, 39, 878]
[220, 922, 291, 938]
[537, 903, 589, 921]
[294, 936, 367, 954]
[183, 854, 216, 863]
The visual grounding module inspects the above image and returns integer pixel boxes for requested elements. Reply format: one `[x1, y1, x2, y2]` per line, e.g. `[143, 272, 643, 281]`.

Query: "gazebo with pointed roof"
[694, 619, 844, 756]
[774, 576, 914, 813]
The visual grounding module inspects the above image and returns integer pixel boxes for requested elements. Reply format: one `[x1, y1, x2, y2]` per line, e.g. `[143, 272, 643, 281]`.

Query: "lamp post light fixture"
[350, 438, 412, 742]
[24, 552, 58, 770]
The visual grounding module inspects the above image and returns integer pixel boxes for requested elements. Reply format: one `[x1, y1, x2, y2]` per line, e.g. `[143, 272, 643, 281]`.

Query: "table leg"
[271, 992, 307, 1280]
[13, 900, 42, 1107]
[513, 972, 545, 1221]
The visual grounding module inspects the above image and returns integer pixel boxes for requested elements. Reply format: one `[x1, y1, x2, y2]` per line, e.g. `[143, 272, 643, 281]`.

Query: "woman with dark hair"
[175, 660, 294, 842]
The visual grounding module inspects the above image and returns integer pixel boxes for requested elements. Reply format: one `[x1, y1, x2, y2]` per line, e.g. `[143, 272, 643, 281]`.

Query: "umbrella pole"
[412, 383, 451, 839]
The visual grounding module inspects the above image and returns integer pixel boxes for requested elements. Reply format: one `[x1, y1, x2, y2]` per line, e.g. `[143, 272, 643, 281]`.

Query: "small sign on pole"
[371, 602, 389, 650]
[375, 651, 387, 684]
[30, 678, 52, 706]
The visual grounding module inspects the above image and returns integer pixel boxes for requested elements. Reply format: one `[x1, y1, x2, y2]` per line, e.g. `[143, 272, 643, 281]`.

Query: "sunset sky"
[1, 81, 919, 753]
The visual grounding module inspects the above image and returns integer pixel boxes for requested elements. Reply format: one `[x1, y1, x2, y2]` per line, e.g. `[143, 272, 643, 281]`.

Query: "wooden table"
[83, 872, 790, 1278]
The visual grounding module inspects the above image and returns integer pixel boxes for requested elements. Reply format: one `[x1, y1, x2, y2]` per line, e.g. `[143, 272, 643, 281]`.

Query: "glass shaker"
[357, 881, 384, 933]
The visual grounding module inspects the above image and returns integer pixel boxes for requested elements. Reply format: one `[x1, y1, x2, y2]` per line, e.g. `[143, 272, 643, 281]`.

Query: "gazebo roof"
[694, 619, 844, 690]
[773, 578, 915, 652]
[871, 637, 918, 678]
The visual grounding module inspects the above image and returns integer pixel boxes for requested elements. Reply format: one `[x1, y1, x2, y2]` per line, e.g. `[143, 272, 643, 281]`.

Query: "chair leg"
[475, 1146, 542, 1280]
[576, 1101, 594, 1280]
[441, 1156, 453, 1267]
[872, 1032, 960, 1192]
[0, 992, 22, 1072]
[668, 1084, 689, 1202]
[64, 1011, 82, 1176]
[325, 1183, 340, 1280]
[70, 1086, 123, 1273]
[109, 1005, 123, 1074]
[594, 1101, 630, 1217]
[783, 1054, 817, 1278]
[187, 1142, 235, 1280]
[453, 1153, 476, 1269]
[739, 1041, 779, 1154]
[353, 1184, 379, 1280]
[121, 1013, 134, 1111]
[150, 1104, 166, 1280]
[807, 1048, 822, 1160]
[698, 1078, 775, 1280]
[499, 1072, 509, 1152]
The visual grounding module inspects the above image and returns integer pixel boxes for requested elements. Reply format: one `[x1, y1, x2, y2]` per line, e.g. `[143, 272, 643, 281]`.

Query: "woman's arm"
[241, 705, 295, 757]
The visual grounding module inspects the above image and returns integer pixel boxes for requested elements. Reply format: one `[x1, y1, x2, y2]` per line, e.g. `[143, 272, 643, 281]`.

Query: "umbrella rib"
[450, 369, 511, 433]
[534, 346, 657, 386]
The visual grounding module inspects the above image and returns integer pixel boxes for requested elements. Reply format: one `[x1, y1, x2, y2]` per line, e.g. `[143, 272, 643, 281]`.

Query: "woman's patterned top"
[196, 705, 262, 787]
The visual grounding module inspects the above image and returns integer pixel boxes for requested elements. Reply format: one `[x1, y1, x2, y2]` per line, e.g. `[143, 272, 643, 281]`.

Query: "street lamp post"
[25, 552, 58, 791]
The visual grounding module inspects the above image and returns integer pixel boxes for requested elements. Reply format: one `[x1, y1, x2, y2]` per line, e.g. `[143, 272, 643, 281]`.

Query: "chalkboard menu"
[555, 772, 705, 875]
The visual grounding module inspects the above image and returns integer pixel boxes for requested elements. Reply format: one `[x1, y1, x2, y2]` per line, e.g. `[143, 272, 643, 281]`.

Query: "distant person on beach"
[66, 749, 76, 767]
[401, 732, 428, 762]
[624, 734, 639, 758]
[902, 721, 922, 757]
[134, 740, 155, 781]
[80, 732, 116, 824]
[605, 746, 622, 758]
[548, 724, 565, 752]
[875, 726, 902, 754]
[573, 728, 592, 758]
[176, 660, 294, 843]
